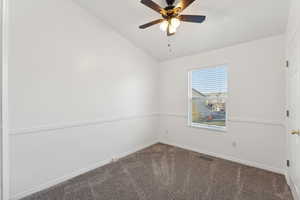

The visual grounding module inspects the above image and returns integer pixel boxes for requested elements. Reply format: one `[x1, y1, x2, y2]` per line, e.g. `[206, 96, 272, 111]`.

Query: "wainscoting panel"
[10, 115, 159, 199]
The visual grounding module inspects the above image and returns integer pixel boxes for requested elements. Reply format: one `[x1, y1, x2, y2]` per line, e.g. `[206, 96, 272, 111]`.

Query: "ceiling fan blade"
[139, 19, 164, 29]
[176, 0, 196, 12]
[179, 15, 206, 23]
[141, 0, 165, 14]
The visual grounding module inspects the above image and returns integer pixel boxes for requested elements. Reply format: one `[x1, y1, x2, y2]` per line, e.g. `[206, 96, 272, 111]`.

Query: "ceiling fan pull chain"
[167, 36, 173, 53]
[168, 43, 172, 52]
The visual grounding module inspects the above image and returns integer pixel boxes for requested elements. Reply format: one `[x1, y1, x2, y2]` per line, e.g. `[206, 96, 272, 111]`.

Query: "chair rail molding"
[10, 113, 160, 136]
[159, 113, 285, 127]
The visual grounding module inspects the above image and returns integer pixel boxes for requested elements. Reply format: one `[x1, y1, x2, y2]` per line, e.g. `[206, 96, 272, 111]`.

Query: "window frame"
[187, 65, 228, 132]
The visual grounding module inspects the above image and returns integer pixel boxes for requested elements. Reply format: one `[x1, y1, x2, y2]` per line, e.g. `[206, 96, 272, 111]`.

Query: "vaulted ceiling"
[74, 0, 290, 61]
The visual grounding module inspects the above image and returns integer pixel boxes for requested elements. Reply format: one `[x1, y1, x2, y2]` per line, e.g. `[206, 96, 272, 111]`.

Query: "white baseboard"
[285, 171, 291, 186]
[10, 140, 159, 200]
[160, 141, 286, 175]
[286, 173, 300, 200]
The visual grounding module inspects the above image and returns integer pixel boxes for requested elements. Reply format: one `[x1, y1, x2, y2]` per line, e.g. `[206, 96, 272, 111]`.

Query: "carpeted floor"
[22, 143, 293, 200]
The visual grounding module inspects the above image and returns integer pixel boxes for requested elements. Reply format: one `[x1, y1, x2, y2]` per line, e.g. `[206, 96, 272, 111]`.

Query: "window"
[188, 65, 228, 130]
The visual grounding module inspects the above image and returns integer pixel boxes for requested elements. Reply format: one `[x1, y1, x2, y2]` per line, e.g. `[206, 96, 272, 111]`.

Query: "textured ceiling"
[74, 0, 290, 61]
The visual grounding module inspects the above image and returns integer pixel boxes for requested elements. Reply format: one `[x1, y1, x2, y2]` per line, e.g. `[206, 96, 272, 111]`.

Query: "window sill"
[189, 123, 227, 133]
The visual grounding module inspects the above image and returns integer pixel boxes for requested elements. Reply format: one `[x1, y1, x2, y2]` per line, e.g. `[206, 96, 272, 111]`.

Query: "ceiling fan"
[139, 0, 206, 36]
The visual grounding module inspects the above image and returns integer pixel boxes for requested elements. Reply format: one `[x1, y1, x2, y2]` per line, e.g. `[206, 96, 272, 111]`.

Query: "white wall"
[7, 0, 289, 198]
[8, 0, 159, 198]
[286, 0, 300, 199]
[0, 0, 2, 197]
[2, 0, 9, 198]
[159, 35, 286, 173]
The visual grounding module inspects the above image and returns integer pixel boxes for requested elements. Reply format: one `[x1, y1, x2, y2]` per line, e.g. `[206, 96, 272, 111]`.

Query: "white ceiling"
[74, 0, 290, 61]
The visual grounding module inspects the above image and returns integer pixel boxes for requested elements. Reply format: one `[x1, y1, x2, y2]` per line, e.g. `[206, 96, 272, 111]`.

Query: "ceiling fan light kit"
[160, 20, 169, 31]
[139, 0, 206, 36]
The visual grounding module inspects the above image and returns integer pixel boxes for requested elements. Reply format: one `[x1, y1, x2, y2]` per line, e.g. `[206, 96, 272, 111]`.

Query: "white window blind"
[188, 65, 228, 130]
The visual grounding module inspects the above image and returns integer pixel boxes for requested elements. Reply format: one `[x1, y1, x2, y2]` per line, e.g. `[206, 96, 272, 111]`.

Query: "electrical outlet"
[232, 141, 237, 148]
[164, 130, 169, 140]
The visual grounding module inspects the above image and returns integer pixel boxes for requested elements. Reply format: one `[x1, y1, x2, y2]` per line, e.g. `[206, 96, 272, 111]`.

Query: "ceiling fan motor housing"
[166, 0, 175, 6]
[139, 0, 206, 36]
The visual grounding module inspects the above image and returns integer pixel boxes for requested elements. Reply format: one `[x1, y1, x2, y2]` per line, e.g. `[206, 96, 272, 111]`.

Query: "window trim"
[187, 64, 228, 132]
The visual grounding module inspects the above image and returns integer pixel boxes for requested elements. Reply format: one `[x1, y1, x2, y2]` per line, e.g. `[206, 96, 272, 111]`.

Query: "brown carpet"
[22, 143, 293, 200]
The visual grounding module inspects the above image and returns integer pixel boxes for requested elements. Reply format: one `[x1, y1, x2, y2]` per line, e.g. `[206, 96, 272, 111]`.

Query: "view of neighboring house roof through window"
[189, 65, 228, 130]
